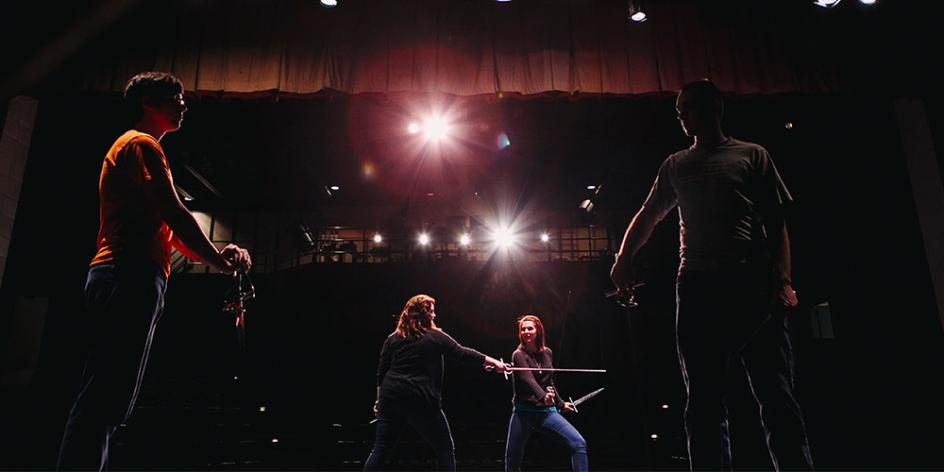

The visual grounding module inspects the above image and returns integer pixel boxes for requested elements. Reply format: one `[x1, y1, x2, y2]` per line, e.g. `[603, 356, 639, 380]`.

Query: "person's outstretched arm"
[432, 330, 506, 372]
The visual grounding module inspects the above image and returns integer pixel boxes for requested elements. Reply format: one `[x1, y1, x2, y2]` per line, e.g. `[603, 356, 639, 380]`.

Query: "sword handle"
[569, 396, 577, 413]
[501, 357, 509, 381]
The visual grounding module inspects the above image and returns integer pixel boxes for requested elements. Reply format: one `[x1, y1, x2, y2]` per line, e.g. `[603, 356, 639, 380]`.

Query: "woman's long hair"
[395, 294, 439, 339]
[516, 314, 546, 352]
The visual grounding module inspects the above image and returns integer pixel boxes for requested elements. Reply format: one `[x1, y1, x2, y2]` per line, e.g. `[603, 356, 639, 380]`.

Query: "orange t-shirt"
[89, 130, 174, 277]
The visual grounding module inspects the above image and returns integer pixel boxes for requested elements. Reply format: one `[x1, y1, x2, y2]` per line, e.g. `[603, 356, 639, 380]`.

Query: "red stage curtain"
[65, 0, 849, 97]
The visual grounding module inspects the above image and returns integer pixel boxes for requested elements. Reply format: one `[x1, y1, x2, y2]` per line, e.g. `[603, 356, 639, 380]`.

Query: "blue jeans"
[676, 269, 814, 471]
[504, 409, 588, 472]
[364, 400, 457, 471]
[57, 262, 167, 471]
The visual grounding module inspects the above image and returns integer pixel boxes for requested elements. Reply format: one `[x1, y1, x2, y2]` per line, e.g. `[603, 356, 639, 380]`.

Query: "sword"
[490, 358, 606, 380]
[567, 387, 604, 413]
[503, 367, 607, 373]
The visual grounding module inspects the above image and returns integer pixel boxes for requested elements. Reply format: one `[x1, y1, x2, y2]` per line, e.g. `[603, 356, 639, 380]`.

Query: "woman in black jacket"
[364, 294, 507, 471]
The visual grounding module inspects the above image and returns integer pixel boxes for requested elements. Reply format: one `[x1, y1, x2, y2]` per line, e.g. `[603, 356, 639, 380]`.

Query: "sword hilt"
[569, 396, 577, 413]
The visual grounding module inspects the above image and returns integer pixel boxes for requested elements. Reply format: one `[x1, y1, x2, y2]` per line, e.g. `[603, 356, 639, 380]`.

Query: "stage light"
[459, 233, 471, 246]
[330, 185, 340, 191]
[650, 434, 658, 440]
[492, 227, 517, 249]
[259, 406, 267, 412]
[418, 233, 430, 246]
[298, 224, 315, 252]
[813, 0, 841, 7]
[177, 186, 195, 202]
[424, 117, 449, 140]
[407, 122, 420, 134]
[661, 404, 669, 409]
[628, 0, 647, 22]
[373, 233, 383, 244]
[540, 233, 550, 243]
[320, 0, 337, 7]
[271, 438, 280, 443]
[859, 0, 875, 4]
[586, 185, 596, 190]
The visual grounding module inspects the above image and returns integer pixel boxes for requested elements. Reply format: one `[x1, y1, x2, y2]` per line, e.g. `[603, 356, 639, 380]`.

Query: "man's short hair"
[123, 72, 183, 122]
[679, 79, 724, 116]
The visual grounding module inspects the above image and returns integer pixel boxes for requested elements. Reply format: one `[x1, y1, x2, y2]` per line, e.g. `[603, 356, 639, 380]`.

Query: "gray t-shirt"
[643, 138, 792, 272]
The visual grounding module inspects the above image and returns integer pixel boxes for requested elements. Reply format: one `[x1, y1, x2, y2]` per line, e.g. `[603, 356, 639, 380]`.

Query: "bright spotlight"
[858, 0, 875, 4]
[330, 185, 340, 191]
[424, 118, 449, 140]
[493, 227, 517, 249]
[540, 233, 550, 243]
[407, 122, 420, 134]
[459, 233, 471, 246]
[373, 233, 383, 244]
[418, 233, 430, 246]
[628, 1, 647, 22]
[813, 0, 841, 7]
[320, 0, 337, 7]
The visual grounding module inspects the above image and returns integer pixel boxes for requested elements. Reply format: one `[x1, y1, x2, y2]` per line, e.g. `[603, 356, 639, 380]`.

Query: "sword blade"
[571, 387, 605, 407]
[504, 367, 607, 373]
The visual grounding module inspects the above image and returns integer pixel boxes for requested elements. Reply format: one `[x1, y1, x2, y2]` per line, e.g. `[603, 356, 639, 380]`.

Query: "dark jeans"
[57, 262, 167, 471]
[676, 269, 814, 471]
[504, 410, 588, 472]
[364, 400, 457, 471]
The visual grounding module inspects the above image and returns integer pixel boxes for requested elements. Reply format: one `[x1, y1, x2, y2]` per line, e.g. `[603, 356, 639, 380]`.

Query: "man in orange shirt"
[57, 72, 252, 470]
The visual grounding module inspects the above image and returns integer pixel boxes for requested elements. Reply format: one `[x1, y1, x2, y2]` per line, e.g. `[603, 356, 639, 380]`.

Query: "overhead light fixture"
[813, 0, 841, 7]
[175, 185, 195, 202]
[320, 0, 338, 7]
[491, 226, 518, 250]
[628, 0, 647, 22]
[424, 117, 450, 141]
[858, 0, 875, 4]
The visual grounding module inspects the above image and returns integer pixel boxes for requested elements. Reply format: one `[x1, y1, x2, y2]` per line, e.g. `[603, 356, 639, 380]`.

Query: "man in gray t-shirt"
[645, 137, 793, 272]
[610, 80, 813, 471]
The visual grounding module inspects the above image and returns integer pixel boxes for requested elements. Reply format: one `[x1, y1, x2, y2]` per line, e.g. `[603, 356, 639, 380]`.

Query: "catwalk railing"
[172, 222, 618, 275]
